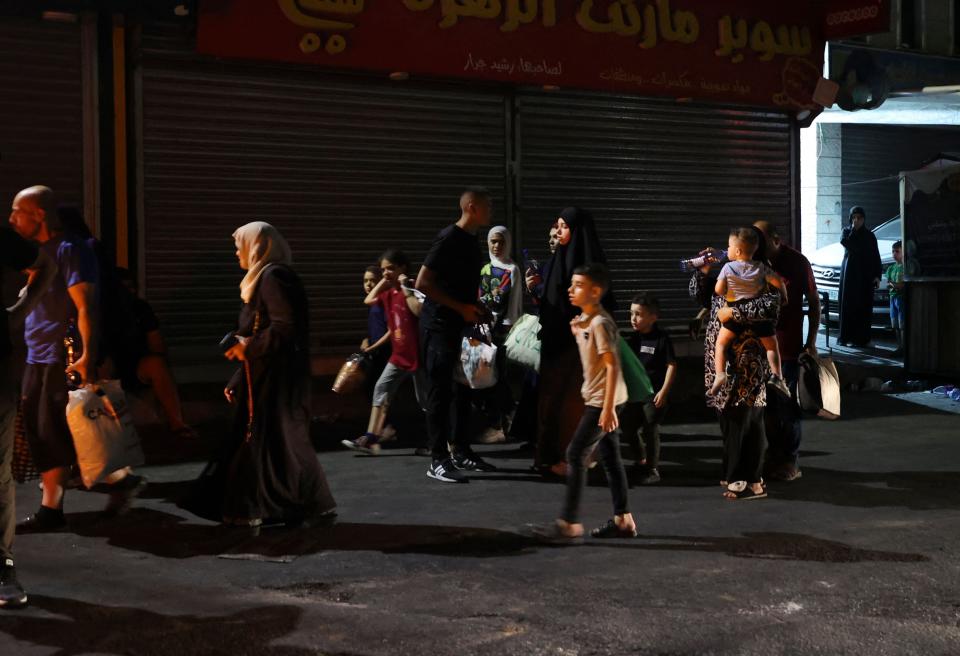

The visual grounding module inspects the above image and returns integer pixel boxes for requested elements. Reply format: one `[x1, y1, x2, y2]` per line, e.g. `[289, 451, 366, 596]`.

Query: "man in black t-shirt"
[0, 224, 57, 609]
[416, 188, 494, 483]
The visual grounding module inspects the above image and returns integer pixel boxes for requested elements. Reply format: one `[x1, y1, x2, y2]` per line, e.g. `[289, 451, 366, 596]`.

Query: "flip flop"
[723, 481, 767, 500]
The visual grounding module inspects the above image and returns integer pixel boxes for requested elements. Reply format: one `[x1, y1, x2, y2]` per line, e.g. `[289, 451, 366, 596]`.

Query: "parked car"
[808, 216, 901, 328]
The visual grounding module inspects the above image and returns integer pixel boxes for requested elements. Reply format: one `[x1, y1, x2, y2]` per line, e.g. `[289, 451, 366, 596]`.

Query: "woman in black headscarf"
[534, 207, 614, 475]
[838, 206, 882, 347]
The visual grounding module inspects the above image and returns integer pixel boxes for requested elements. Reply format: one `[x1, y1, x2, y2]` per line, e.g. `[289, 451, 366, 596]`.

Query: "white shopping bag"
[797, 353, 841, 420]
[504, 313, 541, 372]
[455, 324, 498, 390]
[66, 380, 145, 488]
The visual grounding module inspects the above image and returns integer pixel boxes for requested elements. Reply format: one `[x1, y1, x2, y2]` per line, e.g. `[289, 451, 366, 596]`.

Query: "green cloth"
[618, 336, 655, 403]
[886, 262, 904, 300]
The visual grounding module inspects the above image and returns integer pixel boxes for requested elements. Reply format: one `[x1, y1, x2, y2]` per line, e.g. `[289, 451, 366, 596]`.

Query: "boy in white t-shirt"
[538, 263, 636, 542]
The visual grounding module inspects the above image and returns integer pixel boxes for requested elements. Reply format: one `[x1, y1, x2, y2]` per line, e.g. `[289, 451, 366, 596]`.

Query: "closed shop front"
[515, 90, 794, 327]
[136, 23, 509, 359]
[0, 15, 86, 221]
[131, 2, 837, 367]
[137, 26, 794, 358]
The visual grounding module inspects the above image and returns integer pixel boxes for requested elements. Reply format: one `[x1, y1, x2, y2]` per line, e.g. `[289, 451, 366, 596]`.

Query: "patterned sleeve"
[729, 289, 780, 325]
[688, 271, 714, 310]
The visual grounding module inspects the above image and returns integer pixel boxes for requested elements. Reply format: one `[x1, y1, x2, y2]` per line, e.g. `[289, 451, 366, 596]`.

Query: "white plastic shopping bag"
[455, 324, 498, 390]
[504, 313, 541, 372]
[66, 380, 145, 488]
[797, 352, 841, 420]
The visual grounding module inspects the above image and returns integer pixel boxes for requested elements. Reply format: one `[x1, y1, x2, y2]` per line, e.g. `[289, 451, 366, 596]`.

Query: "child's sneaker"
[341, 434, 381, 455]
[638, 467, 661, 485]
[590, 519, 637, 539]
[768, 374, 791, 398]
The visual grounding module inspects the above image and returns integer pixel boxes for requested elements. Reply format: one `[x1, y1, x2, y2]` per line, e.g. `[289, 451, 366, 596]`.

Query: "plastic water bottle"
[680, 248, 727, 273]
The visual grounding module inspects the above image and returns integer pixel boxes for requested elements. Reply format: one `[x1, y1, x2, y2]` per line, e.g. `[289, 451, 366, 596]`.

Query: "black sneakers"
[0, 559, 27, 609]
[452, 450, 497, 472]
[590, 519, 638, 539]
[638, 467, 661, 485]
[427, 458, 469, 483]
[17, 506, 66, 533]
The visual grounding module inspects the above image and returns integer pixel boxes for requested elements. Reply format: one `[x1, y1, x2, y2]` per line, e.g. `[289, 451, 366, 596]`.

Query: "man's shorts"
[890, 296, 904, 331]
[20, 363, 76, 472]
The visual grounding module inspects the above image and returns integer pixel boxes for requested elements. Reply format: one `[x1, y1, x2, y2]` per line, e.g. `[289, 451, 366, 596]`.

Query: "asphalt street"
[1, 385, 959, 655]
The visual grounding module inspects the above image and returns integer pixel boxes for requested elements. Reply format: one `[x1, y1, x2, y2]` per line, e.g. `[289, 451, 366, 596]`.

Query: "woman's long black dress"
[838, 225, 882, 346]
[689, 271, 780, 486]
[185, 264, 336, 524]
[535, 207, 614, 468]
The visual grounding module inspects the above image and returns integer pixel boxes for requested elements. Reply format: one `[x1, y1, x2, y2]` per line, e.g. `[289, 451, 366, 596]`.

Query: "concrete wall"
[801, 122, 844, 254]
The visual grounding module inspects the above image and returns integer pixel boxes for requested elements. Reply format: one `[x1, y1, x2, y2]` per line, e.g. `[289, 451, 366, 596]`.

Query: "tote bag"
[66, 380, 145, 488]
[797, 352, 841, 419]
[504, 313, 541, 372]
[618, 337, 655, 404]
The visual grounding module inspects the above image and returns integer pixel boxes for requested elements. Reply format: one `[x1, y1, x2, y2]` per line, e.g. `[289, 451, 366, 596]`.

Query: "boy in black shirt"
[623, 292, 676, 485]
[415, 188, 496, 483]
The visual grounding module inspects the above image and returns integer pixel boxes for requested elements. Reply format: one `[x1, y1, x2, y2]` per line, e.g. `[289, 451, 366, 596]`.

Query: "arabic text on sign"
[405, 0, 557, 32]
[576, 0, 698, 48]
[278, 0, 364, 30]
[715, 15, 811, 63]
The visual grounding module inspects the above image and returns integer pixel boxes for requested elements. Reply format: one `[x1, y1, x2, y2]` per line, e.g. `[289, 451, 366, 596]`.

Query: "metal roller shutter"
[137, 22, 508, 359]
[515, 89, 794, 330]
[0, 17, 84, 213]
[842, 124, 960, 229]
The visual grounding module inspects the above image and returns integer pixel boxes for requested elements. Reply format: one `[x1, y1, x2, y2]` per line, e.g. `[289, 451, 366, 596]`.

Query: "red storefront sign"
[198, 0, 827, 111]
[821, 0, 890, 40]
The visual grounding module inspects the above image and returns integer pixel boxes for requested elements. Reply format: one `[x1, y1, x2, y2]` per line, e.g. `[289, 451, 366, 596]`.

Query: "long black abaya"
[535, 207, 614, 468]
[838, 225, 882, 345]
[184, 264, 336, 524]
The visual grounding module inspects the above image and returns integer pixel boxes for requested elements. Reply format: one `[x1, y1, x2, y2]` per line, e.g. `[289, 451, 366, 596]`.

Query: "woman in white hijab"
[477, 226, 523, 443]
[183, 221, 335, 530]
[479, 225, 523, 328]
